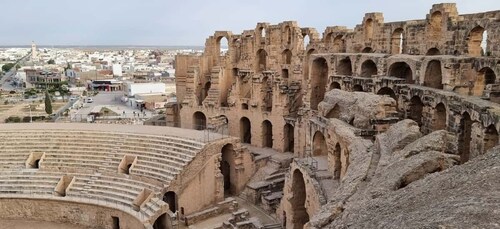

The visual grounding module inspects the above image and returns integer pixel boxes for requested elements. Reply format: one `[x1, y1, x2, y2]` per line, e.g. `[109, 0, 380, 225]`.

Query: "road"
[0, 51, 32, 91]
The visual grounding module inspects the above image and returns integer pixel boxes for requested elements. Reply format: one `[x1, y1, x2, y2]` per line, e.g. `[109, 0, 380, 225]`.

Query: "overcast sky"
[1, 0, 499, 46]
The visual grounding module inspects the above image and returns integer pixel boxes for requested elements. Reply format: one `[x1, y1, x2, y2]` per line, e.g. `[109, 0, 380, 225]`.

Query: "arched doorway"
[240, 117, 251, 144]
[484, 125, 499, 153]
[163, 191, 177, 213]
[333, 35, 345, 53]
[153, 213, 168, 229]
[468, 26, 485, 57]
[472, 67, 496, 96]
[361, 60, 377, 77]
[282, 49, 292, 65]
[303, 49, 317, 81]
[330, 82, 341, 90]
[388, 62, 413, 83]
[428, 11, 442, 40]
[221, 144, 235, 196]
[353, 84, 363, 92]
[217, 36, 229, 57]
[310, 57, 328, 110]
[262, 120, 273, 148]
[377, 87, 397, 101]
[291, 170, 309, 229]
[433, 103, 447, 131]
[408, 96, 423, 127]
[312, 131, 327, 156]
[201, 81, 211, 103]
[193, 112, 207, 130]
[459, 112, 472, 163]
[362, 47, 373, 53]
[256, 49, 267, 72]
[333, 143, 341, 180]
[424, 60, 443, 89]
[391, 28, 404, 54]
[426, 48, 441, 56]
[337, 58, 352, 76]
[284, 124, 295, 153]
[364, 19, 374, 41]
[261, 76, 273, 112]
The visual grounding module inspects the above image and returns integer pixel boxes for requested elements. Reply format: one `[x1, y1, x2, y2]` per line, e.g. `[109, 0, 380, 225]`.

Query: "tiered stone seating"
[0, 127, 209, 224]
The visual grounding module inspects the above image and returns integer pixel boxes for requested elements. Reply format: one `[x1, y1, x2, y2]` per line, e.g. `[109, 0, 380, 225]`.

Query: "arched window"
[310, 58, 328, 110]
[424, 60, 443, 89]
[468, 26, 485, 57]
[360, 60, 377, 77]
[391, 28, 404, 54]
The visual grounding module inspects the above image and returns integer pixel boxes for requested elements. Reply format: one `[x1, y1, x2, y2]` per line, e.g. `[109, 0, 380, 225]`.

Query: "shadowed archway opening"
[391, 28, 404, 54]
[333, 143, 341, 180]
[330, 82, 341, 90]
[153, 213, 168, 229]
[484, 125, 498, 153]
[459, 112, 472, 163]
[291, 169, 310, 229]
[256, 49, 267, 72]
[426, 48, 441, 56]
[337, 58, 352, 76]
[262, 120, 273, 148]
[388, 62, 413, 83]
[433, 103, 447, 131]
[472, 67, 496, 96]
[312, 131, 327, 156]
[163, 191, 177, 213]
[221, 144, 236, 196]
[193, 112, 207, 130]
[424, 60, 443, 89]
[353, 84, 363, 92]
[408, 96, 423, 127]
[468, 26, 485, 57]
[377, 87, 397, 101]
[240, 117, 251, 144]
[361, 60, 377, 77]
[310, 57, 328, 110]
[284, 124, 295, 153]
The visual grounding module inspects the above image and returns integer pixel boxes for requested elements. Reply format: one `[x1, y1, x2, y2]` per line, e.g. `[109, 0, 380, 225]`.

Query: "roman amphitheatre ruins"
[1, 3, 500, 229]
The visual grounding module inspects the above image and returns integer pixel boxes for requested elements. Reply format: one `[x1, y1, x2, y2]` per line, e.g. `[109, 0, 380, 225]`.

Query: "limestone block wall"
[0, 199, 144, 229]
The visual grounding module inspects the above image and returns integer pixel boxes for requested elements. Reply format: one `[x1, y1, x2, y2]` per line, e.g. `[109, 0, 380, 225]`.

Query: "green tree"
[47, 59, 55, 64]
[44, 92, 53, 115]
[2, 63, 20, 72]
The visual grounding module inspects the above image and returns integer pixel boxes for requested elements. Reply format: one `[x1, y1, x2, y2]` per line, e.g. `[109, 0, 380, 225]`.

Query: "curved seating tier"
[0, 128, 208, 224]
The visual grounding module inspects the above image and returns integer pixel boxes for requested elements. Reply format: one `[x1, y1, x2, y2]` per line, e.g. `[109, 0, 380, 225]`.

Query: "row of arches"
[406, 96, 499, 163]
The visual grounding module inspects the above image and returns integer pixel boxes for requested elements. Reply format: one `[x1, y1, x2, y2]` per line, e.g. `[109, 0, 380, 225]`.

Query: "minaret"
[31, 41, 38, 61]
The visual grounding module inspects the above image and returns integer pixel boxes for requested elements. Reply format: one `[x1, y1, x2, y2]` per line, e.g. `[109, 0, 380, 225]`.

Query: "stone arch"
[433, 103, 447, 131]
[258, 27, 266, 44]
[377, 87, 396, 101]
[240, 117, 251, 144]
[361, 59, 377, 77]
[337, 57, 352, 76]
[365, 18, 374, 41]
[388, 62, 413, 83]
[256, 49, 267, 72]
[221, 144, 236, 196]
[484, 124, 499, 153]
[303, 34, 310, 50]
[216, 36, 229, 57]
[459, 112, 473, 163]
[310, 57, 328, 110]
[333, 143, 341, 179]
[353, 84, 363, 92]
[391, 28, 404, 54]
[330, 82, 341, 90]
[153, 213, 168, 229]
[284, 123, 295, 153]
[193, 112, 207, 130]
[408, 96, 423, 127]
[426, 48, 441, 56]
[428, 11, 443, 40]
[333, 35, 345, 53]
[284, 26, 292, 45]
[304, 49, 317, 80]
[326, 104, 340, 119]
[163, 191, 177, 213]
[424, 60, 443, 89]
[312, 131, 327, 156]
[201, 81, 211, 103]
[261, 76, 273, 112]
[472, 67, 496, 96]
[282, 49, 292, 65]
[262, 120, 273, 148]
[362, 47, 373, 53]
[291, 169, 309, 229]
[468, 26, 485, 57]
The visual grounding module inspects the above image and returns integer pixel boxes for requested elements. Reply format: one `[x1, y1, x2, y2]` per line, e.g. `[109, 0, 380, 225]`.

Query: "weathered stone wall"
[0, 199, 144, 229]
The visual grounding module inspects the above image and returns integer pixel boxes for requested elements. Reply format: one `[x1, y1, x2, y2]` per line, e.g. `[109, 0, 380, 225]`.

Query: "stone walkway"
[0, 220, 86, 229]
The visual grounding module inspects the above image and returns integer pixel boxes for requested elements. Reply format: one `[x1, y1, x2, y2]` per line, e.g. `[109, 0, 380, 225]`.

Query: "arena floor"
[0, 220, 87, 229]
